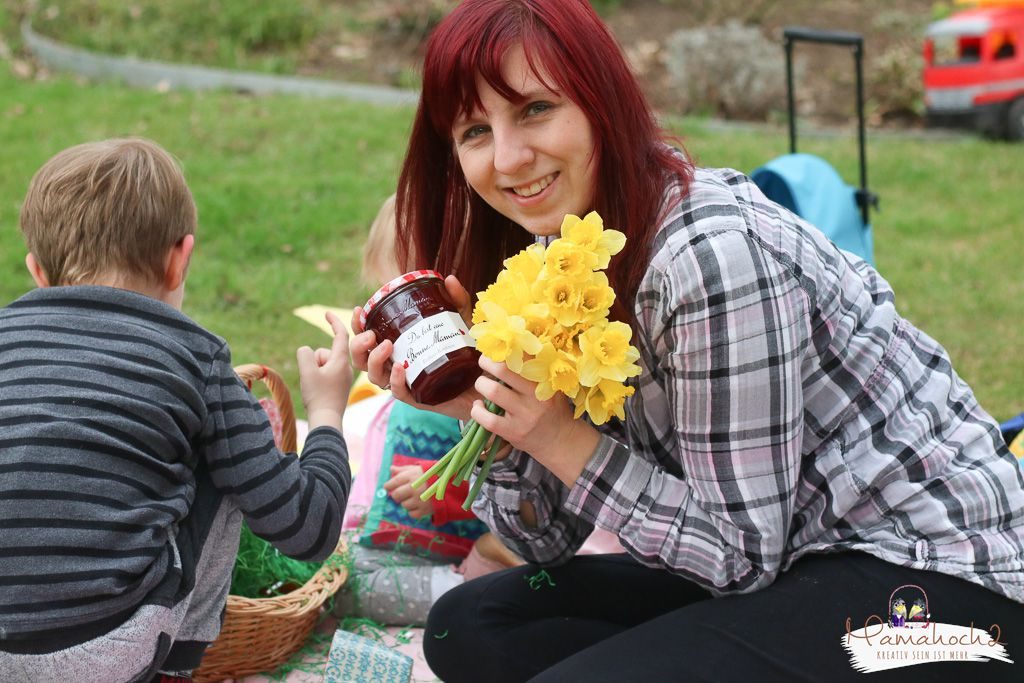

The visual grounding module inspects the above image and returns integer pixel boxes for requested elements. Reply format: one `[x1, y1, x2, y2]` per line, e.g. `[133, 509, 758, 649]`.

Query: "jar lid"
[360, 269, 445, 329]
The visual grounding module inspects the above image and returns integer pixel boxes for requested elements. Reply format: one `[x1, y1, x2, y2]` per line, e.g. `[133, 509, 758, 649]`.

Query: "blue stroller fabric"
[1002, 413, 1024, 471]
[752, 153, 874, 265]
[1000, 412, 1024, 444]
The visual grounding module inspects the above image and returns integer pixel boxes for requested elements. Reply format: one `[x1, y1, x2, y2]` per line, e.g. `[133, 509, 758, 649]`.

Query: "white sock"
[429, 565, 464, 601]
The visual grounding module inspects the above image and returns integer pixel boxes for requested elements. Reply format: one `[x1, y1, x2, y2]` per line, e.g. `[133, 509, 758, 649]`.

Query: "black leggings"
[424, 552, 1024, 682]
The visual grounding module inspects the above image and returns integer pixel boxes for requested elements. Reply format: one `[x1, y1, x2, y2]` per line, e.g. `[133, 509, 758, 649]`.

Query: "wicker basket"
[192, 364, 349, 683]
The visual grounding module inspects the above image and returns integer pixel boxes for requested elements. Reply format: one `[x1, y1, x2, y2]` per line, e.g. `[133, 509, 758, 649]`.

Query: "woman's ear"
[25, 253, 50, 288]
[164, 234, 195, 292]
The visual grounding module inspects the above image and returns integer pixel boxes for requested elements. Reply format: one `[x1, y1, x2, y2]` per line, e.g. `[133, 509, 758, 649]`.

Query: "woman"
[351, 1, 1024, 680]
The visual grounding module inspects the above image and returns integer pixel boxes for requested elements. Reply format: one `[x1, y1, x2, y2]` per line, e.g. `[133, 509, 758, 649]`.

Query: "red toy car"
[923, 0, 1024, 139]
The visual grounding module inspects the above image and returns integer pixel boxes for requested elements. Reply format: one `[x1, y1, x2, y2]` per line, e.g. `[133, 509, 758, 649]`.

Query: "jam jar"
[361, 270, 481, 405]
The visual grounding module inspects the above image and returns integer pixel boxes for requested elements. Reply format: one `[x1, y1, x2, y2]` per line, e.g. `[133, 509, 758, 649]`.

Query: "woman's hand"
[350, 274, 480, 421]
[349, 307, 389, 382]
[470, 356, 600, 487]
[441, 273, 474, 325]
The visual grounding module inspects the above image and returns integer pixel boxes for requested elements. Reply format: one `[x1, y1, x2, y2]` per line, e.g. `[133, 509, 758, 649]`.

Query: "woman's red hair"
[395, 0, 693, 327]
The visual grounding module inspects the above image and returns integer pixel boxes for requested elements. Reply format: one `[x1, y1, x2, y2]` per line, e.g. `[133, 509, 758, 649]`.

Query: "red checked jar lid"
[361, 270, 481, 405]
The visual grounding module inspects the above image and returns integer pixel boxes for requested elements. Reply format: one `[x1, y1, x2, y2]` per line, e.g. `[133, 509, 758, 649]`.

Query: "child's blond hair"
[19, 137, 197, 287]
[361, 193, 402, 287]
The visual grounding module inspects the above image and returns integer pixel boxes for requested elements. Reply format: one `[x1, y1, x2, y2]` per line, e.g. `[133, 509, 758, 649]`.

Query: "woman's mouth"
[511, 173, 558, 198]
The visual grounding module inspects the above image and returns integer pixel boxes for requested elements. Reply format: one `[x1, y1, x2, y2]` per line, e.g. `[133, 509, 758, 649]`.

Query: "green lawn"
[1, 64, 1022, 422]
[0, 66, 411, 403]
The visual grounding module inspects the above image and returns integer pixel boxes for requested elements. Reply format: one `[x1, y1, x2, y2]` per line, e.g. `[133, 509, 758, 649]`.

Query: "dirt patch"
[605, 0, 935, 125]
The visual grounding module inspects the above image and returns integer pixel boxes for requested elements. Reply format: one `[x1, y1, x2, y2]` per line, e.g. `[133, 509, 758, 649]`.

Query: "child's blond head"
[361, 193, 401, 287]
[19, 137, 197, 287]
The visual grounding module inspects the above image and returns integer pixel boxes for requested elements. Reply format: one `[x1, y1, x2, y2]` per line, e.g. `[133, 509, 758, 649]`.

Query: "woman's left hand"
[470, 356, 600, 487]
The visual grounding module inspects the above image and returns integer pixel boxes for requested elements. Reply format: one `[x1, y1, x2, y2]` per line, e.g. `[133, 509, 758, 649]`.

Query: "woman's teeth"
[512, 173, 556, 197]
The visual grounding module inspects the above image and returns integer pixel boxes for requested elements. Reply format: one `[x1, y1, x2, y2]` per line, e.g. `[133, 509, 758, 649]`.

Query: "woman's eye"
[526, 101, 553, 116]
[461, 125, 489, 141]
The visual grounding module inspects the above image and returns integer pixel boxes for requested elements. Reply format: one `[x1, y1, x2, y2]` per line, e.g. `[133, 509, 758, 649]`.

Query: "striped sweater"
[0, 286, 350, 673]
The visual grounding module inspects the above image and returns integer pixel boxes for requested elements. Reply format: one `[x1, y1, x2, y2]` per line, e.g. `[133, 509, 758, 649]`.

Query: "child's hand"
[383, 464, 433, 519]
[297, 311, 353, 432]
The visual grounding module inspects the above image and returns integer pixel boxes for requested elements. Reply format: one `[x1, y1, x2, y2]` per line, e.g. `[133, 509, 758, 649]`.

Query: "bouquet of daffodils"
[412, 211, 641, 509]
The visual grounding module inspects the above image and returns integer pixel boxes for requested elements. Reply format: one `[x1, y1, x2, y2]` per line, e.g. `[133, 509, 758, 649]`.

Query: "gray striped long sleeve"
[0, 285, 349, 651]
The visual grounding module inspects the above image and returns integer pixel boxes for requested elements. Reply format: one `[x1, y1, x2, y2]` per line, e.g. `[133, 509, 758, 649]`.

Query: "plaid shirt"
[474, 167, 1024, 601]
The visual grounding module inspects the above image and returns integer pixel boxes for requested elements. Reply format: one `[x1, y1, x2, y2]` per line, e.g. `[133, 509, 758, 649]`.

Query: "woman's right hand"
[350, 274, 481, 421]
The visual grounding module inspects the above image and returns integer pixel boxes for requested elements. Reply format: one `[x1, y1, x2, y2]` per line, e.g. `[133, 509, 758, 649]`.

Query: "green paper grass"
[524, 569, 556, 590]
[230, 523, 328, 599]
[263, 628, 335, 681]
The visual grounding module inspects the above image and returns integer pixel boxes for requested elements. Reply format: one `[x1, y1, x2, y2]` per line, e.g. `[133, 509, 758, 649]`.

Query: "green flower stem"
[456, 423, 489, 467]
[419, 476, 443, 500]
[414, 400, 505, 502]
[436, 440, 469, 500]
[452, 443, 479, 486]
[463, 434, 505, 510]
[412, 452, 454, 490]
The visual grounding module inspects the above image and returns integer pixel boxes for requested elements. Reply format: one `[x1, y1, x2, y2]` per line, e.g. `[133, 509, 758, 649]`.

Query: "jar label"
[392, 311, 476, 386]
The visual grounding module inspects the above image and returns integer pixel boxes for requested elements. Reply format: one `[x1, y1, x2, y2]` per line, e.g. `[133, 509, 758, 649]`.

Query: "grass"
[17, 0, 334, 74]
[3, 0, 443, 85]
[0, 59, 1021, 422]
[0, 65, 411, 407]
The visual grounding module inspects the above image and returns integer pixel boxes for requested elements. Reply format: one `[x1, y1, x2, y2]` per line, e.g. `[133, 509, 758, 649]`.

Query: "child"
[360, 192, 402, 285]
[335, 193, 522, 627]
[0, 138, 353, 683]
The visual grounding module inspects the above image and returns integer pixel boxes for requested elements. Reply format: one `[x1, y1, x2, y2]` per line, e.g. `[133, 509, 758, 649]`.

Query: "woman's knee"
[424, 569, 538, 683]
[423, 578, 484, 682]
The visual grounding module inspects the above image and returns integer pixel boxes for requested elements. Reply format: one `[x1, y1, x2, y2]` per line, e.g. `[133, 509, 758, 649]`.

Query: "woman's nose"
[492, 126, 534, 175]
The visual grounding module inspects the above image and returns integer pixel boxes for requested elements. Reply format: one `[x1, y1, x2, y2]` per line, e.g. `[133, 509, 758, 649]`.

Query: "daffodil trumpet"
[415, 211, 641, 509]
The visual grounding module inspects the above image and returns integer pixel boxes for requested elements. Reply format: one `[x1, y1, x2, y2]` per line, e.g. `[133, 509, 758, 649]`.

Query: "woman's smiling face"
[452, 45, 598, 237]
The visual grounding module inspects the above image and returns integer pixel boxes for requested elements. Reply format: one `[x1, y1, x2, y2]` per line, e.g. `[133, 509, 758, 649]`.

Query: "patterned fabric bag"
[323, 629, 413, 683]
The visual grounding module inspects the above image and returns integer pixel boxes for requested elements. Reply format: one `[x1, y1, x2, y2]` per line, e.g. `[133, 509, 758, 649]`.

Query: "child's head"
[361, 193, 401, 287]
[19, 137, 197, 293]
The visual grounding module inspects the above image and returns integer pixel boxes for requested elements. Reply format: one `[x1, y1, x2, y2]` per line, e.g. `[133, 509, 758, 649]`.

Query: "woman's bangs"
[426, 22, 565, 137]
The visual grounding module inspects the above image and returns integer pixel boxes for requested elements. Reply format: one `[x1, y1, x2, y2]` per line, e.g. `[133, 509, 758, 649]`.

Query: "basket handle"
[235, 364, 298, 453]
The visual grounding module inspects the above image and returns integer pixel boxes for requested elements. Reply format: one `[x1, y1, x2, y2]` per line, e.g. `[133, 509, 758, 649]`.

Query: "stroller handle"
[783, 25, 873, 226]
[783, 27, 863, 48]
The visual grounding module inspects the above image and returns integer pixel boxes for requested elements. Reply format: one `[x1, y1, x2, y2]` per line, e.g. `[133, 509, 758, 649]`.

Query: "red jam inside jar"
[361, 270, 481, 405]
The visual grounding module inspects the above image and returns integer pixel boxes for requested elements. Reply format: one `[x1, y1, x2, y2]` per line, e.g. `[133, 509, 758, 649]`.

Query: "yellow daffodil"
[573, 379, 635, 424]
[543, 238, 595, 279]
[520, 342, 581, 401]
[578, 321, 641, 386]
[542, 323, 583, 354]
[540, 275, 582, 328]
[521, 303, 555, 340]
[503, 243, 545, 282]
[424, 211, 641, 512]
[473, 269, 533, 323]
[470, 301, 541, 373]
[560, 211, 627, 269]
[578, 271, 615, 324]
